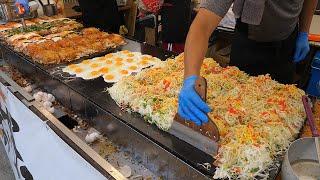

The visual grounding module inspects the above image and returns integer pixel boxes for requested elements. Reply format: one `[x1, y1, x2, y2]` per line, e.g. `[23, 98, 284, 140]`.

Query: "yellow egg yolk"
[96, 57, 105, 62]
[99, 67, 109, 74]
[120, 70, 129, 75]
[105, 54, 113, 58]
[81, 60, 91, 64]
[121, 50, 130, 54]
[140, 60, 149, 65]
[142, 56, 151, 60]
[74, 68, 83, 73]
[104, 74, 114, 80]
[115, 58, 123, 62]
[127, 53, 134, 57]
[115, 61, 123, 66]
[90, 71, 100, 76]
[105, 60, 113, 64]
[126, 58, 134, 63]
[90, 63, 99, 68]
[129, 66, 138, 70]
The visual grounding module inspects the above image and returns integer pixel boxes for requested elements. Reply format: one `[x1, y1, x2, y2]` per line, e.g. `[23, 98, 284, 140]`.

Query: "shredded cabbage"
[108, 53, 306, 179]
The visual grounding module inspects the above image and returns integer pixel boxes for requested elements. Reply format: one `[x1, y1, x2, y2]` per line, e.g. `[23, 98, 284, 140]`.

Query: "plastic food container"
[281, 137, 320, 180]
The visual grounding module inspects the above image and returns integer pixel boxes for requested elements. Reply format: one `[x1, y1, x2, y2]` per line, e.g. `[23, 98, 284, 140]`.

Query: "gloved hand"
[15, 0, 30, 14]
[178, 75, 211, 126]
[293, 32, 310, 63]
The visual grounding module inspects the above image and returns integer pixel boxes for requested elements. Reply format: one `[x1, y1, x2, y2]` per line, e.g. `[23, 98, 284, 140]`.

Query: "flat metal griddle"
[52, 39, 217, 174]
[0, 37, 291, 179]
[0, 40, 216, 178]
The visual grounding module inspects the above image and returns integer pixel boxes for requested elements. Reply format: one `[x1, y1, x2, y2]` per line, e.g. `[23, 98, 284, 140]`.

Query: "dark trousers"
[78, 0, 121, 33]
[229, 21, 297, 84]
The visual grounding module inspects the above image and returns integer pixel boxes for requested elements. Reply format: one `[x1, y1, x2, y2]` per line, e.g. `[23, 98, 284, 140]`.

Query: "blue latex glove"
[178, 75, 211, 126]
[15, 0, 30, 14]
[293, 32, 310, 63]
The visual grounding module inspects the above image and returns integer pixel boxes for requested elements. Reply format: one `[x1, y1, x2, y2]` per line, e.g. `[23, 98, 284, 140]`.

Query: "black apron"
[78, 0, 121, 33]
[161, 0, 191, 43]
[229, 20, 297, 84]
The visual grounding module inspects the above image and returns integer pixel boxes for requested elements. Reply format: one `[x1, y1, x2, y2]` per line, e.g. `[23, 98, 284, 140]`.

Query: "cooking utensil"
[302, 96, 319, 137]
[38, 0, 44, 8]
[42, 4, 56, 16]
[170, 76, 220, 155]
[281, 96, 320, 180]
[282, 138, 320, 180]
[303, 95, 320, 164]
[42, 0, 57, 17]
[316, 137, 320, 164]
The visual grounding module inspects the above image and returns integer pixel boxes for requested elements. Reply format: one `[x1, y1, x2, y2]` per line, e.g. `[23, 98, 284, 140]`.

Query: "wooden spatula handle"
[174, 76, 220, 142]
[195, 76, 220, 141]
[195, 76, 207, 101]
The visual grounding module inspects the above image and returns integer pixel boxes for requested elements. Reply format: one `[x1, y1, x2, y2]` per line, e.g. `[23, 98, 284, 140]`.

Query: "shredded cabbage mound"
[108, 53, 306, 179]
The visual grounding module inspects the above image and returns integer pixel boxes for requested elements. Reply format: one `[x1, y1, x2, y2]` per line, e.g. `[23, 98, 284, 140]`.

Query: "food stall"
[0, 2, 319, 180]
[0, 16, 219, 179]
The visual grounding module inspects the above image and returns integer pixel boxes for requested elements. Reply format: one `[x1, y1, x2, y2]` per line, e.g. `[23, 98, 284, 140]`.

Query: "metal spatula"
[169, 76, 220, 155]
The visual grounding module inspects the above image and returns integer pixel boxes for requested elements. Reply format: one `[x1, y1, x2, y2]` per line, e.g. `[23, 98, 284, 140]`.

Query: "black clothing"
[78, 0, 121, 33]
[229, 20, 298, 84]
[161, 0, 191, 43]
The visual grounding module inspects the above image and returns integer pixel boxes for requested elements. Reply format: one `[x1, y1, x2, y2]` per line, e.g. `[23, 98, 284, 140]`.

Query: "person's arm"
[184, 8, 222, 78]
[15, 0, 30, 14]
[299, 0, 318, 33]
[179, 1, 233, 125]
[293, 0, 318, 62]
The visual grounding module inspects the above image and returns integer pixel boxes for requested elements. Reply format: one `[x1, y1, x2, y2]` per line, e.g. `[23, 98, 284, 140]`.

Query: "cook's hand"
[15, 0, 30, 14]
[293, 32, 310, 63]
[178, 75, 211, 126]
